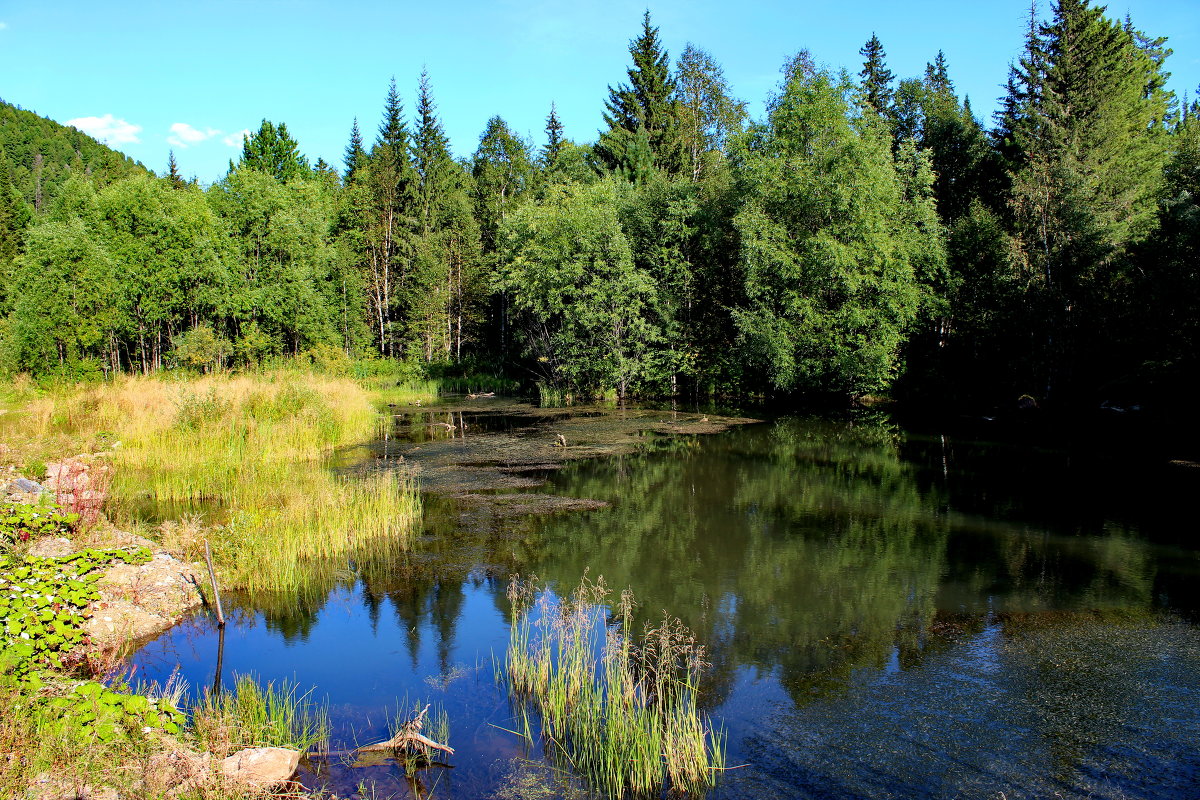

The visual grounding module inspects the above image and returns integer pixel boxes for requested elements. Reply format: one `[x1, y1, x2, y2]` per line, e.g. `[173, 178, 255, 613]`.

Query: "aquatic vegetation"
[191, 673, 329, 757]
[504, 575, 725, 798]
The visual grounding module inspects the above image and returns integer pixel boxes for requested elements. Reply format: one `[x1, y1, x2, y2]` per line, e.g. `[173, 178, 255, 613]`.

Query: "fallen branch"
[358, 704, 454, 756]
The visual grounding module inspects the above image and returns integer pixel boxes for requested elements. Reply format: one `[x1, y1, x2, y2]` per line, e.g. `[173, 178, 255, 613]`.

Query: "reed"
[504, 575, 724, 798]
[369, 379, 442, 407]
[191, 674, 329, 757]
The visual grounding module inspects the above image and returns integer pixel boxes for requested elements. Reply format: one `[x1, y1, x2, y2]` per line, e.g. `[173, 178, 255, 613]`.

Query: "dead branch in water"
[358, 704, 454, 756]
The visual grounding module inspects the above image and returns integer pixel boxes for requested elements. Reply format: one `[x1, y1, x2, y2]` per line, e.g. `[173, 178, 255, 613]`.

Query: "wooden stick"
[203, 538, 225, 628]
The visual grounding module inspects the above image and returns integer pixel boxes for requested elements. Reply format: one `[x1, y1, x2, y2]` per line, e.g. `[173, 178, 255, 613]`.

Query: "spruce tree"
[1002, 0, 1174, 399]
[238, 120, 309, 182]
[358, 78, 417, 356]
[859, 33, 895, 117]
[541, 103, 565, 170]
[166, 150, 185, 189]
[413, 69, 453, 236]
[595, 11, 683, 176]
[343, 118, 366, 183]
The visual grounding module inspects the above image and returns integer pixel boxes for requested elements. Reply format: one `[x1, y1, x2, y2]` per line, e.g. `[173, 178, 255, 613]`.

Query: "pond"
[128, 400, 1200, 799]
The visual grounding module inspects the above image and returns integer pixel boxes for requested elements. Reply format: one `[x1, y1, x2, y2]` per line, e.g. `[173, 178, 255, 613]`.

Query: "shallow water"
[129, 402, 1200, 799]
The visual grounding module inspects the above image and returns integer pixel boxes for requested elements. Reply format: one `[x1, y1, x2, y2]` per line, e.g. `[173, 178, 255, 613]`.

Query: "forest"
[1, 0, 1197, 412]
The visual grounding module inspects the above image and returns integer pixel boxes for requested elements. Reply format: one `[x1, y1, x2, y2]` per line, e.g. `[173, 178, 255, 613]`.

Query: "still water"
[129, 402, 1200, 799]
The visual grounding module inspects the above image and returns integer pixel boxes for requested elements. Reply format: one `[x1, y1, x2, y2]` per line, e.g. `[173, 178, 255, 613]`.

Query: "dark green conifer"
[859, 33, 895, 116]
[595, 11, 683, 175]
[238, 119, 309, 182]
[413, 69, 454, 235]
[166, 150, 185, 189]
[344, 117, 366, 182]
[542, 103, 565, 169]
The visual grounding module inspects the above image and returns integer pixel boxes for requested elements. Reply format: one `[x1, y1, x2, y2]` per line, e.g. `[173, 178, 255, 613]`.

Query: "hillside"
[1, 98, 149, 211]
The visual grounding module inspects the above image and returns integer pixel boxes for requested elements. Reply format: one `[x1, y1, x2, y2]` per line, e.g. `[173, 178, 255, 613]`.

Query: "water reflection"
[129, 406, 1200, 799]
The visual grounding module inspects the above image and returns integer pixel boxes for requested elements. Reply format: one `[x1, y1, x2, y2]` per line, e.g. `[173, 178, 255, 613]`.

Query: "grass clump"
[505, 575, 725, 798]
[191, 674, 329, 758]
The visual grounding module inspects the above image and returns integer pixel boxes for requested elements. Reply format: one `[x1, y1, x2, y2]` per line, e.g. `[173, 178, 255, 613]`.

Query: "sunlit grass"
[191, 674, 329, 757]
[505, 575, 725, 798]
[6, 371, 421, 597]
[370, 379, 442, 407]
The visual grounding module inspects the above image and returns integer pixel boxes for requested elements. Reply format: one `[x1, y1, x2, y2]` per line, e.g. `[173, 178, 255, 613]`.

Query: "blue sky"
[1, 0, 1196, 183]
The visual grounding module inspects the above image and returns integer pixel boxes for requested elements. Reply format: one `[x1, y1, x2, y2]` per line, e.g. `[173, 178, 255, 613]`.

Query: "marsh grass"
[7, 371, 421, 597]
[505, 575, 725, 798]
[370, 379, 442, 407]
[191, 674, 329, 758]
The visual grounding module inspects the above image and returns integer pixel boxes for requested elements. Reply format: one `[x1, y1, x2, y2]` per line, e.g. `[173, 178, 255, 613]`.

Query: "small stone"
[9, 478, 42, 493]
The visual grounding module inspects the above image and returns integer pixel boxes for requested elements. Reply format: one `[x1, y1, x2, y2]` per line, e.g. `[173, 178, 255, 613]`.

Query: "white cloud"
[167, 122, 221, 148]
[223, 129, 251, 147]
[67, 114, 141, 144]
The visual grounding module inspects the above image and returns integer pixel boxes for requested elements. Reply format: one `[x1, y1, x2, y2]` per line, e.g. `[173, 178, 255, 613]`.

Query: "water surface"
[130, 402, 1200, 799]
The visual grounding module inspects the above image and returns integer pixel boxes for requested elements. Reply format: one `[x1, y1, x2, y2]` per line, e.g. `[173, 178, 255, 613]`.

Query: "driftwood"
[358, 704, 455, 756]
[467, 391, 496, 399]
[307, 704, 454, 768]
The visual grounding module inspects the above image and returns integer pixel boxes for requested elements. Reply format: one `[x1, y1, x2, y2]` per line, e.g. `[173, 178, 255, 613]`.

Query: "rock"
[25, 774, 117, 800]
[8, 477, 42, 493]
[28, 537, 74, 558]
[84, 551, 203, 649]
[220, 747, 302, 789]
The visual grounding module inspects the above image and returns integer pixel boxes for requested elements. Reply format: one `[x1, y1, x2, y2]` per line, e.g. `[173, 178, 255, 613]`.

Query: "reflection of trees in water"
[241, 410, 1167, 713]
[510, 414, 950, 707]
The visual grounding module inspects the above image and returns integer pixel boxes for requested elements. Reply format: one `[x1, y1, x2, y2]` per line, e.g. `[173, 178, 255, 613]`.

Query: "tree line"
[1, 0, 1197, 410]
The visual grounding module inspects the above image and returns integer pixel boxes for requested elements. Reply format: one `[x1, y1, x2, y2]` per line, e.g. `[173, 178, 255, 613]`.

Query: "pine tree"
[343, 118, 365, 183]
[595, 11, 683, 176]
[859, 33, 895, 117]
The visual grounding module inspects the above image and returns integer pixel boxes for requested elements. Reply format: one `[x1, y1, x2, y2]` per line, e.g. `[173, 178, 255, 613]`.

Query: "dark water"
[128, 404, 1200, 799]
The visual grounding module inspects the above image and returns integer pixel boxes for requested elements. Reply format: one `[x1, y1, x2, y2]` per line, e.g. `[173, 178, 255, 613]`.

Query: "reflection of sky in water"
[128, 407, 1200, 799]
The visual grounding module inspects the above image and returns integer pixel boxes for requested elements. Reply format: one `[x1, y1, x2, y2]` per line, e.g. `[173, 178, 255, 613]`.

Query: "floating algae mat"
[348, 399, 759, 505]
[130, 402, 1200, 799]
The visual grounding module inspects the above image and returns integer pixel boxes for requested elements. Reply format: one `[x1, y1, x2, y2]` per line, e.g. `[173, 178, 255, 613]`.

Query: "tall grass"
[191, 674, 329, 757]
[11, 371, 421, 596]
[370, 379, 442, 407]
[505, 576, 725, 798]
[536, 382, 568, 407]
